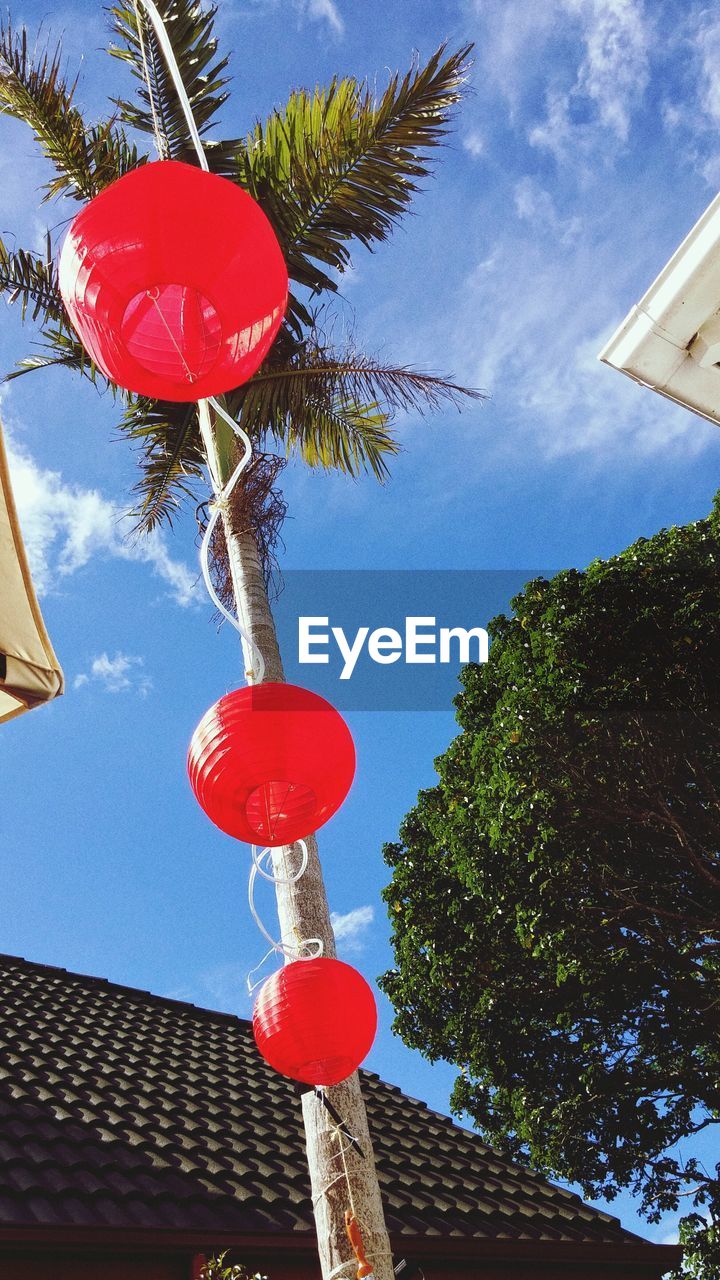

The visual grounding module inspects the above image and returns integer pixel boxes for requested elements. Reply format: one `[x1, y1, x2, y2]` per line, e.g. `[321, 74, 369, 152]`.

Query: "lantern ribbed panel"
[188, 683, 356, 846]
[253, 958, 377, 1086]
[59, 160, 288, 402]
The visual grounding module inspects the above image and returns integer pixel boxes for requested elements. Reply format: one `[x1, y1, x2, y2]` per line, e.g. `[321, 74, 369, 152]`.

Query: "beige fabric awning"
[0, 421, 63, 724]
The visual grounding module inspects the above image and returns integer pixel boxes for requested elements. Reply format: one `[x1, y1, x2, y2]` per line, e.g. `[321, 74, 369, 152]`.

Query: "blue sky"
[1, 0, 719, 1249]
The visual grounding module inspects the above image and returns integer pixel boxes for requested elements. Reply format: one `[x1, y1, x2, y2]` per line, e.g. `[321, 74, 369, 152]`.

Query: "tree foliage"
[0, 0, 479, 535]
[199, 1252, 267, 1280]
[381, 500, 720, 1276]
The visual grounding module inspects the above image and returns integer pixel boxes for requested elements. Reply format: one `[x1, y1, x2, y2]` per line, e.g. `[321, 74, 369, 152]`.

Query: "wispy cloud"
[513, 176, 581, 247]
[463, 130, 485, 159]
[74, 652, 152, 696]
[331, 905, 374, 952]
[529, 0, 650, 161]
[234, 0, 344, 34]
[430, 0, 717, 469]
[162, 962, 249, 1014]
[465, 0, 650, 161]
[567, 0, 650, 139]
[658, 9, 720, 187]
[305, 0, 344, 34]
[446, 205, 709, 464]
[5, 428, 198, 606]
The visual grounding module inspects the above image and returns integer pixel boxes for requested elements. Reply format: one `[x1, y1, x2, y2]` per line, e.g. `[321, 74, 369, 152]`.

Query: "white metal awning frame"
[599, 190, 720, 427]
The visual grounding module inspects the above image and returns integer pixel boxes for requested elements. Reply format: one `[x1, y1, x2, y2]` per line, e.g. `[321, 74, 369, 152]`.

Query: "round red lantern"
[188, 682, 356, 847]
[59, 160, 288, 402]
[253, 957, 377, 1086]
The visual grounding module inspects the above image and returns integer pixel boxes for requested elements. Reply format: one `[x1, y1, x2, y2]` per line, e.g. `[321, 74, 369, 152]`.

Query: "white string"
[133, 0, 210, 170]
[334, 1121, 357, 1218]
[247, 842, 324, 991]
[132, 0, 166, 159]
[198, 397, 266, 684]
[252, 839, 309, 884]
[129, 0, 326, 1051]
[129, 0, 265, 686]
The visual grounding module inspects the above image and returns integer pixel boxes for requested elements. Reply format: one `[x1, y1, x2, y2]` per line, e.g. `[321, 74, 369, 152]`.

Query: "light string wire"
[130, 0, 264, 679]
[132, 0, 166, 158]
[131, 0, 209, 170]
[131, 0, 323, 976]
[129, 8, 364, 1262]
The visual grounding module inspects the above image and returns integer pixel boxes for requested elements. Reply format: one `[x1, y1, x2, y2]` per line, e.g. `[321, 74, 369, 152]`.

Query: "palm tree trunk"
[199, 411, 395, 1280]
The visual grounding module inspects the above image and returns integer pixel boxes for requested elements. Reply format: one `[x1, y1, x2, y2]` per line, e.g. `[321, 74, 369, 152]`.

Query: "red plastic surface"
[187, 682, 356, 846]
[59, 160, 288, 401]
[253, 957, 378, 1086]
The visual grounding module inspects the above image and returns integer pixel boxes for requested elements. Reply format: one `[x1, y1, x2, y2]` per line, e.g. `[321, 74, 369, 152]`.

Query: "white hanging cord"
[252, 839, 309, 884]
[133, 0, 210, 170]
[246, 840, 324, 991]
[129, 0, 326, 1079]
[311, 1123, 358, 1217]
[334, 1120, 357, 1218]
[198, 397, 267, 684]
[128, 4, 263, 682]
[132, 0, 167, 159]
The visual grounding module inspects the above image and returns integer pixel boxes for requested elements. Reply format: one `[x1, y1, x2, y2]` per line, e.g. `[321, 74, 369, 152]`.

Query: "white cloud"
[162, 962, 249, 1013]
[565, 0, 650, 140]
[448, 209, 711, 463]
[693, 13, 720, 124]
[464, 3, 561, 115]
[483, 0, 651, 162]
[513, 176, 582, 246]
[331, 905, 374, 951]
[222, 0, 344, 35]
[74, 651, 151, 696]
[463, 130, 486, 159]
[5, 430, 198, 606]
[305, 0, 344, 34]
[663, 12, 720, 187]
[466, 0, 649, 142]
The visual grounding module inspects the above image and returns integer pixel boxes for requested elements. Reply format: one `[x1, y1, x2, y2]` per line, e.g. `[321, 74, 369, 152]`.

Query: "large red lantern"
[59, 160, 288, 402]
[188, 682, 356, 846]
[253, 957, 377, 1086]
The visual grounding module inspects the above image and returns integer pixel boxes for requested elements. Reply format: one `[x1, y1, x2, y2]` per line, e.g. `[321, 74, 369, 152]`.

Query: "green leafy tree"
[199, 1252, 267, 1280]
[0, 5, 479, 1277]
[381, 500, 720, 1277]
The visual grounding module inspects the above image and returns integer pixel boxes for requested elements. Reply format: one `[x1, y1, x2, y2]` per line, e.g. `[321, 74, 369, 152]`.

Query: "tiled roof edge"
[0, 953, 252, 1029]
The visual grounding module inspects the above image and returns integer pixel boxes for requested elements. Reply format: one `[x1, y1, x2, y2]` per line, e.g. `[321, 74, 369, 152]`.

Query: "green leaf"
[230, 343, 483, 480]
[0, 234, 64, 326]
[109, 0, 234, 167]
[6, 324, 110, 388]
[239, 43, 473, 296]
[119, 395, 204, 532]
[0, 19, 135, 200]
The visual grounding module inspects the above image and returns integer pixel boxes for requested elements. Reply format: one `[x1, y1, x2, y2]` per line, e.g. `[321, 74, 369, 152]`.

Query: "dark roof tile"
[0, 953, 644, 1244]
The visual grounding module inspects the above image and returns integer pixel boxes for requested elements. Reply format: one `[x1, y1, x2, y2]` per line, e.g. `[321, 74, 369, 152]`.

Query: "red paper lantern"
[59, 160, 288, 402]
[253, 957, 377, 1086]
[188, 682, 356, 846]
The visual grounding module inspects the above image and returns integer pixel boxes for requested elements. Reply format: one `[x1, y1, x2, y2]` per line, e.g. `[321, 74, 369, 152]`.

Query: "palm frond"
[119, 395, 205, 532]
[6, 325, 109, 388]
[229, 346, 483, 480]
[240, 43, 473, 296]
[0, 233, 65, 326]
[109, 0, 233, 165]
[84, 118, 145, 189]
[0, 20, 132, 200]
[112, 345, 480, 535]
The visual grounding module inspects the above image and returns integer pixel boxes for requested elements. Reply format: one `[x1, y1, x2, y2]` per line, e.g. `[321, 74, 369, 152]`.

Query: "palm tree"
[0, 5, 478, 1276]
